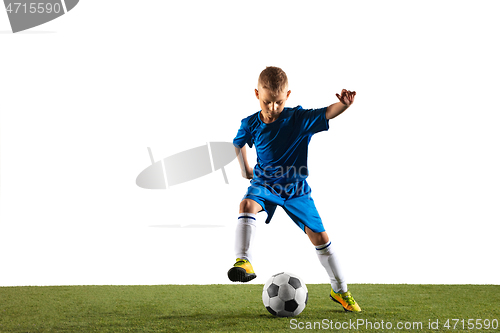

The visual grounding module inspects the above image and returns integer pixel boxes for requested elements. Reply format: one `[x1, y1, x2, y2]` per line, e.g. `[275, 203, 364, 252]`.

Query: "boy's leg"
[227, 199, 262, 282]
[281, 192, 349, 293]
[235, 199, 262, 261]
[229, 183, 283, 282]
[306, 227, 361, 312]
[239, 198, 262, 214]
[305, 227, 347, 293]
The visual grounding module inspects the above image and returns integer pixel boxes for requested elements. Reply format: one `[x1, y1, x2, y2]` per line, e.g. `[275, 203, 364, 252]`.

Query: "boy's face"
[255, 86, 291, 120]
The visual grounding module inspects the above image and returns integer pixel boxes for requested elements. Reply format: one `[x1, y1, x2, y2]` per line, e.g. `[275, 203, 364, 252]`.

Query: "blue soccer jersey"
[233, 105, 330, 232]
[233, 105, 329, 186]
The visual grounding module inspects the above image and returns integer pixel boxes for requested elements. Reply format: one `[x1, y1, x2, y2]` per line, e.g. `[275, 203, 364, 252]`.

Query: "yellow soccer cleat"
[330, 289, 362, 312]
[227, 258, 256, 282]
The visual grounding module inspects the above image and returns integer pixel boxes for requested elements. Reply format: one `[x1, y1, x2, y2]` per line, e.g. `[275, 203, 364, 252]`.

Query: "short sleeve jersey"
[233, 105, 329, 185]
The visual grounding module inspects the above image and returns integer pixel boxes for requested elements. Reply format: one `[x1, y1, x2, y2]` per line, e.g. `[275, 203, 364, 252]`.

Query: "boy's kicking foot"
[227, 258, 256, 282]
[330, 289, 362, 312]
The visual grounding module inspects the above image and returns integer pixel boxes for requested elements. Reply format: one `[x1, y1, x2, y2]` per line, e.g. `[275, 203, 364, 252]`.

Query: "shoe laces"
[343, 293, 355, 305]
[235, 259, 247, 266]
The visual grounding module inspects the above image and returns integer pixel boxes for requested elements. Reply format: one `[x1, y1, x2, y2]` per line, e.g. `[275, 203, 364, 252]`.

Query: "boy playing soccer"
[228, 66, 361, 312]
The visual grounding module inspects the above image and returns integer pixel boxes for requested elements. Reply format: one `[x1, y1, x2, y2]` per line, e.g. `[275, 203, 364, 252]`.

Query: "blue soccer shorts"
[242, 180, 325, 233]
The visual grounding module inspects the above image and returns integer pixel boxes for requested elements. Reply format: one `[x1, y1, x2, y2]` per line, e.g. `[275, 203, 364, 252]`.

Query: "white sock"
[235, 213, 257, 262]
[316, 241, 348, 293]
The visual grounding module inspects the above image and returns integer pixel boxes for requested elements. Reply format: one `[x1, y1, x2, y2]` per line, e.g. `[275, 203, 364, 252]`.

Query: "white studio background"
[0, 1, 499, 286]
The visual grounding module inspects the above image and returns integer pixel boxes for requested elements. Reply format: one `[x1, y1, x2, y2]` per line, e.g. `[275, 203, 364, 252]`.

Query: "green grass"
[1, 284, 499, 332]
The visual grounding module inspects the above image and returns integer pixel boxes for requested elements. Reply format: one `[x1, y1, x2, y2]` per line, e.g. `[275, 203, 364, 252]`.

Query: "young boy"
[228, 66, 361, 312]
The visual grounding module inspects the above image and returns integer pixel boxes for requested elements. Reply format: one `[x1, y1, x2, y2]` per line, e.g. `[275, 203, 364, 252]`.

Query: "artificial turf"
[1, 284, 499, 332]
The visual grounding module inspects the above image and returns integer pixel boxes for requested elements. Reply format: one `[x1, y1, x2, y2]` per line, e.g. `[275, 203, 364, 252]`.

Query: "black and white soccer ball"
[262, 272, 308, 317]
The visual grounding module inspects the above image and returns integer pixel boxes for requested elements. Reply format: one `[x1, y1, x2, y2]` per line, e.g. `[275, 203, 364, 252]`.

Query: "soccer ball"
[262, 272, 308, 317]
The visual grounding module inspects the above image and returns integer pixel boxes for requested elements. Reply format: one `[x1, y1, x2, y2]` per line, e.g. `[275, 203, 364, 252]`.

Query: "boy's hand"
[326, 89, 356, 120]
[243, 168, 254, 180]
[335, 89, 356, 107]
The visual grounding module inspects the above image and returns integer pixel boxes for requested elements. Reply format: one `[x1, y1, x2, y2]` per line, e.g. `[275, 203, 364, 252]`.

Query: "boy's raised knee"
[239, 199, 262, 214]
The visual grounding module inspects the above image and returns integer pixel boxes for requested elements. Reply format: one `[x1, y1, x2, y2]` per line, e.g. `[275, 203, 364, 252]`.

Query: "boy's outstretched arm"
[234, 145, 253, 179]
[325, 89, 356, 120]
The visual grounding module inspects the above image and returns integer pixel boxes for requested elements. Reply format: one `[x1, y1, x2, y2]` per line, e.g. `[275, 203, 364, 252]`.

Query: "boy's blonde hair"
[258, 66, 288, 96]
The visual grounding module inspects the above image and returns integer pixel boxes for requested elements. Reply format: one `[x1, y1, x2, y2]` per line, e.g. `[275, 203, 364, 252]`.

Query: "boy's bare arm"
[325, 89, 356, 120]
[234, 145, 253, 179]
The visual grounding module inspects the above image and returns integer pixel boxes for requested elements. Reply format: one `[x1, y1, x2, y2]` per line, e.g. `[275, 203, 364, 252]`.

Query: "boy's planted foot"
[330, 289, 362, 312]
[227, 258, 256, 282]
